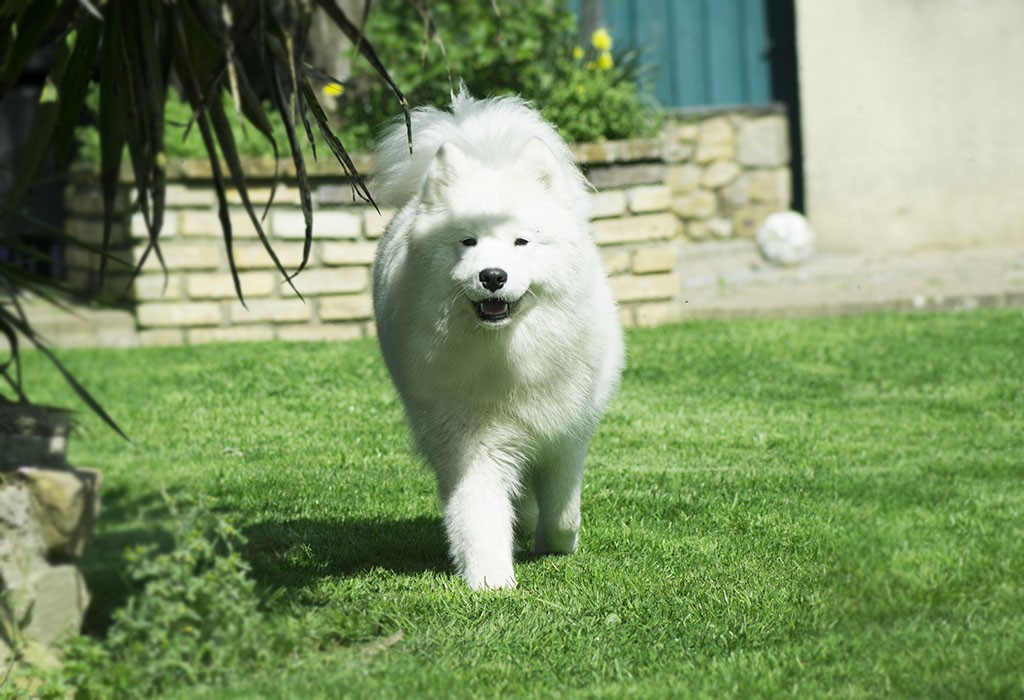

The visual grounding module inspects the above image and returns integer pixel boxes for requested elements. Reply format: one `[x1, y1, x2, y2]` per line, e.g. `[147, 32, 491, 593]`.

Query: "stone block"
[672, 190, 718, 220]
[187, 325, 276, 344]
[632, 246, 676, 274]
[131, 210, 179, 239]
[137, 328, 186, 346]
[166, 183, 218, 207]
[627, 185, 672, 213]
[666, 164, 702, 193]
[695, 117, 735, 163]
[733, 206, 778, 239]
[290, 267, 369, 296]
[601, 249, 632, 275]
[707, 217, 734, 239]
[139, 242, 221, 271]
[747, 168, 792, 207]
[701, 160, 742, 189]
[22, 564, 89, 646]
[273, 209, 362, 239]
[231, 242, 310, 270]
[319, 294, 374, 321]
[737, 116, 790, 167]
[133, 272, 185, 301]
[590, 190, 628, 219]
[226, 184, 303, 207]
[187, 271, 276, 300]
[634, 301, 685, 327]
[277, 323, 365, 342]
[228, 298, 311, 324]
[180, 209, 223, 238]
[586, 163, 667, 189]
[137, 301, 222, 328]
[720, 175, 750, 209]
[18, 467, 101, 560]
[363, 208, 395, 238]
[319, 241, 379, 266]
[592, 213, 681, 245]
[610, 273, 680, 303]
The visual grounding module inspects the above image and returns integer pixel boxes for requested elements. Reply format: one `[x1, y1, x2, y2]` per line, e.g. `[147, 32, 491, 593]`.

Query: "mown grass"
[9, 308, 1024, 698]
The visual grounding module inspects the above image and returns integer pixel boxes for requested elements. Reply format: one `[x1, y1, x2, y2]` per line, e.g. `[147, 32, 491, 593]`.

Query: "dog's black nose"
[479, 268, 507, 292]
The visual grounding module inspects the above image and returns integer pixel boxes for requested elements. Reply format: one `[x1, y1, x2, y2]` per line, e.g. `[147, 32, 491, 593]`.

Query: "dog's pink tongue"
[482, 300, 508, 315]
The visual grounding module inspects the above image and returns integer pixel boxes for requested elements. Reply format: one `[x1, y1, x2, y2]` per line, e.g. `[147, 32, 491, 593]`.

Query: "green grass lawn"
[9, 308, 1024, 698]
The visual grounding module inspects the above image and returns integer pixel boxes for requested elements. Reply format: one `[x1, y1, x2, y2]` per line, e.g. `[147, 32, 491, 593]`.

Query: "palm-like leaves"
[0, 0, 408, 432]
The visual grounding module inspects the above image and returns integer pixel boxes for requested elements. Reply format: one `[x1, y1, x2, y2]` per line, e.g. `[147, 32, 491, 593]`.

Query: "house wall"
[62, 110, 792, 345]
[795, 0, 1024, 253]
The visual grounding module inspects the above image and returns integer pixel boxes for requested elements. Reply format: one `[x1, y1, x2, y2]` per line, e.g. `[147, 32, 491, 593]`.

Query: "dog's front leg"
[439, 461, 518, 590]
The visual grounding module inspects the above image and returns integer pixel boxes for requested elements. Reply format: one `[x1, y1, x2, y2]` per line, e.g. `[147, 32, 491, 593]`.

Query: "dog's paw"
[463, 566, 518, 591]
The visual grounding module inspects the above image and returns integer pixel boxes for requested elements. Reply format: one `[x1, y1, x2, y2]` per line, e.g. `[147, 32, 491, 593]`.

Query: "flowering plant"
[335, 2, 660, 147]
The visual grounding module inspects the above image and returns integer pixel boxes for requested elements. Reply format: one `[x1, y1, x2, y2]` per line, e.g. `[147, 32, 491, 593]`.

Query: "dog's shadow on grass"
[243, 516, 450, 590]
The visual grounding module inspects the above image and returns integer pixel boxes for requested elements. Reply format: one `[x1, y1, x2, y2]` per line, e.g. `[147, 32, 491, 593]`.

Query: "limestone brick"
[632, 246, 676, 274]
[277, 323, 365, 342]
[733, 206, 778, 239]
[671, 190, 717, 220]
[187, 325, 276, 344]
[601, 249, 632, 275]
[627, 185, 672, 214]
[737, 116, 789, 167]
[139, 242, 221, 271]
[138, 328, 185, 346]
[591, 190, 628, 219]
[666, 164, 702, 193]
[610, 273, 680, 303]
[228, 298, 311, 324]
[319, 294, 374, 321]
[319, 241, 379, 266]
[231, 242, 309, 270]
[634, 301, 685, 327]
[695, 117, 735, 164]
[137, 301, 222, 328]
[272, 208, 362, 239]
[187, 271, 276, 300]
[747, 169, 792, 207]
[363, 208, 395, 238]
[290, 267, 369, 296]
[133, 272, 185, 301]
[701, 160, 742, 189]
[592, 213, 681, 245]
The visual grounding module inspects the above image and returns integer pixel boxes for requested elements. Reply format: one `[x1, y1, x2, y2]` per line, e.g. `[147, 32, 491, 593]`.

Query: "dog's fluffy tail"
[371, 88, 588, 211]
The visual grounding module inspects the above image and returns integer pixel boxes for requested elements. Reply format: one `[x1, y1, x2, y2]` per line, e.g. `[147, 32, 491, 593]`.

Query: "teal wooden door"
[573, 0, 773, 109]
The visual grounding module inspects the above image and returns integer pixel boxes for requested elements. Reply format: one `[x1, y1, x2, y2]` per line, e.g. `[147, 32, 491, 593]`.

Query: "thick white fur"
[372, 91, 625, 590]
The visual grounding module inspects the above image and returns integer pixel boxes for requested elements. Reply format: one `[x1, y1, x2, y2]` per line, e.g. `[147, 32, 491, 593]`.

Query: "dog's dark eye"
[461, 237, 477, 247]
[514, 238, 529, 247]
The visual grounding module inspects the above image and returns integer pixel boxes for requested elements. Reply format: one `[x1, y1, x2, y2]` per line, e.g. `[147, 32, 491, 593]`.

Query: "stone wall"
[62, 108, 791, 344]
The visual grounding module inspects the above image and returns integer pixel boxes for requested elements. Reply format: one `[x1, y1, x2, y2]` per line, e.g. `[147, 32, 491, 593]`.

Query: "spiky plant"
[0, 0, 407, 433]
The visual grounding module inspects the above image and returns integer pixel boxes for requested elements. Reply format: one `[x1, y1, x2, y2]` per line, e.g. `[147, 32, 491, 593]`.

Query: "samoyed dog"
[371, 91, 624, 590]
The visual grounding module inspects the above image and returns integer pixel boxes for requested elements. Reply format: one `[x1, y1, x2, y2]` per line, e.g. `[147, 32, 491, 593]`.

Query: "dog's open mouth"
[474, 298, 517, 323]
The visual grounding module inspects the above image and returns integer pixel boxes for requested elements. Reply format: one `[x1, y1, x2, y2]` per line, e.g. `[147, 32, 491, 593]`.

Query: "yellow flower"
[322, 82, 345, 97]
[590, 27, 612, 52]
[572, 45, 584, 61]
[596, 51, 614, 71]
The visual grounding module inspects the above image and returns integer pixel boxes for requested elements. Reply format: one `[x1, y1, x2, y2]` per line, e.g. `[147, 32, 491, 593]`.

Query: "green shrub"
[57, 493, 294, 699]
[336, 0, 661, 147]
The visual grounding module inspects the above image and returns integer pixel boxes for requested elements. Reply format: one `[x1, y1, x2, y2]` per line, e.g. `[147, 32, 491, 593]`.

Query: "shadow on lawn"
[243, 516, 450, 589]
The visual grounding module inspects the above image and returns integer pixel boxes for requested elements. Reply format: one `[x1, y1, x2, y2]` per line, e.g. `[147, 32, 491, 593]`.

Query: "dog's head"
[410, 139, 587, 328]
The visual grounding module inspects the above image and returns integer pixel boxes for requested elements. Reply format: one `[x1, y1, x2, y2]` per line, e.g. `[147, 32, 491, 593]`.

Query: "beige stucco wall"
[795, 0, 1024, 253]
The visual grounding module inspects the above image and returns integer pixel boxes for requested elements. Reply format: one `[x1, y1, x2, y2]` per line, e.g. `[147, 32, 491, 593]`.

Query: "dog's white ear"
[517, 137, 568, 196]
[421, 142, 471, 207]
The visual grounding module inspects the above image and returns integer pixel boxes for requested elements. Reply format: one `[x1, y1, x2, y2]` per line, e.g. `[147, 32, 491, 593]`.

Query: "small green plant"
[56, 492, 290, 699]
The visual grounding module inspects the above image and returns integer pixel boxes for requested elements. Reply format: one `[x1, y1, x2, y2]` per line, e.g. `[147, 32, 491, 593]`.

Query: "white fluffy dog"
[372, 91, 624, 589]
